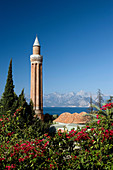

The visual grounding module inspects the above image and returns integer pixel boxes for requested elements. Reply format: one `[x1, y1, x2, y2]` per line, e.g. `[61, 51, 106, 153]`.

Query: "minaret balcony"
[30, 54, 43, 63]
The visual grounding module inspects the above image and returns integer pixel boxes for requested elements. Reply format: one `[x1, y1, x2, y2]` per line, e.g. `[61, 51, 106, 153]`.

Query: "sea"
[43, 107, 89, 116]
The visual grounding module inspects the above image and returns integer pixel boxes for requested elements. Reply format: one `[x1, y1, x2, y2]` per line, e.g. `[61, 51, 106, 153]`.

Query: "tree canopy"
[1, 59, 15, 113]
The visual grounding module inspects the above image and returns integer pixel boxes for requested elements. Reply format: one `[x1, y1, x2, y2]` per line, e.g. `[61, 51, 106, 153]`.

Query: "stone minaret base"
[34, 110, 44, 120]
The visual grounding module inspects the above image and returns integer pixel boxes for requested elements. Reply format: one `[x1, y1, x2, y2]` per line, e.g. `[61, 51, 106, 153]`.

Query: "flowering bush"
[100, 102, 113, 120]
[101, 102, 113, 110]
[0, 104, 113, 169]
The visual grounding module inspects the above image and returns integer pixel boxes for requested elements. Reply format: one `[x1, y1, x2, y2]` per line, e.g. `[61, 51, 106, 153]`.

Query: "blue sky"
[0, 0, 113, 98]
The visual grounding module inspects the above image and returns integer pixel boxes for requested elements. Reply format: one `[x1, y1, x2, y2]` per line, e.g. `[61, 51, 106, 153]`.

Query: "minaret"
[30, 36, 43, 119]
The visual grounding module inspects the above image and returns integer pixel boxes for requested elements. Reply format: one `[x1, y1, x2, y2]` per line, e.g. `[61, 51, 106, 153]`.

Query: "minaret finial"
[33, 35, 40, 46]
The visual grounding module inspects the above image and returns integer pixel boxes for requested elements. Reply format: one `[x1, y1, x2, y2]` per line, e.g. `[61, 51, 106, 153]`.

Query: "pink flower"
[11, 164, 16, 168]
[19, 158, 24, 162]
[91, 128, 95, 131]
[96, 115, 99, 119]
[44, 133, 48, 137]
[97, 120, 100, 124]
[47, 136, 50, 139]
[10, 153, 15, 157]
[105, 129, 109, 133]
[0, 158, 5, 161]
[0, 118, 2, 121]
[85, 149, 89, 152]
[6, 164, 16, 169]
[50, 164, 54, 168]
[5, 166, 11, 170]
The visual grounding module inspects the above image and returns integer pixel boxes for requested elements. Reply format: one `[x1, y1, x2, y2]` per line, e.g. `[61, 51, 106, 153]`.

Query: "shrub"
[0, 103, 113, 169]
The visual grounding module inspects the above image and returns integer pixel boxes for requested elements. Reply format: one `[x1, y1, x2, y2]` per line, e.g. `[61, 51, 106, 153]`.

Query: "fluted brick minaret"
[30, 36, 43, 119]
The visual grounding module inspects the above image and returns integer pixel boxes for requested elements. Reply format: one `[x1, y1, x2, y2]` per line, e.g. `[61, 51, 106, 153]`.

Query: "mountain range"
[0, 90, 110, 107]
[43, 90, 110, 107]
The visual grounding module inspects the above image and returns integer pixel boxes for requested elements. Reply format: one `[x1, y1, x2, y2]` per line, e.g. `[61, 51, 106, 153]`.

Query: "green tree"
[18, 89, 26, 107]
[1, 59, 15, 113]
[89, 94, 93, 113]
[26, 99, 35, 123]
[96, 89, 103, 108]
[17, 89, 28, 125]
[17, 89, 35, 126]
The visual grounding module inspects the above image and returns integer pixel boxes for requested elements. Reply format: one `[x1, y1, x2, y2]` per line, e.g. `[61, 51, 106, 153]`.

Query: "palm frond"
[91, 104, 100, 111]
[82, 114, 97, 118]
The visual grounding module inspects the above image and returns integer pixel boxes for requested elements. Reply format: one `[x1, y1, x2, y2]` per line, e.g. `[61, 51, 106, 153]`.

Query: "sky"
[0, 0, 113, 98]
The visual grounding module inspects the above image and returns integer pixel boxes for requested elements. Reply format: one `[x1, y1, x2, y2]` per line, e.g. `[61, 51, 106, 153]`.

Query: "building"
[30, 36, 43, 119]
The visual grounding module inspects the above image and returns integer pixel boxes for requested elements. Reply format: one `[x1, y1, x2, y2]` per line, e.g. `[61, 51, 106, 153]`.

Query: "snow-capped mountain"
[43, 90, 110, 107]
[44, 90, 92, 107]
[24, 90, 110, 107]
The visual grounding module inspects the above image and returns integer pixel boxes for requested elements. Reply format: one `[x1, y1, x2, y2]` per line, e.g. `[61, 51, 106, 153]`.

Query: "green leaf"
[92, 104, 100, 110]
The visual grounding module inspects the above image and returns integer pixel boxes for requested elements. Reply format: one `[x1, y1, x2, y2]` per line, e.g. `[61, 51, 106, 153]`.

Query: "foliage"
[1, 59, 15, 113]
[15, 89, 35, 127]
[0, 59, 34, 125]
[89, 94, 93, 113]
[0, 103, 113, 169]
[0, 61, 113, 169]
[95, 89, 104, 108]
[44, 113, 58, 123]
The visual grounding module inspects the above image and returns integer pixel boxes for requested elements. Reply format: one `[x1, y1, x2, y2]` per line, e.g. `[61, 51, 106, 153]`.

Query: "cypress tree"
[2, 59, 15, 113]
[11, 92, 19, 113]
[18, 89, 26, 107]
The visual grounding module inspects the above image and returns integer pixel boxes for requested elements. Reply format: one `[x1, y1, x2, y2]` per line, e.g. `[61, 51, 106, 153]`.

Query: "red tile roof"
[53, 112, 91, 124]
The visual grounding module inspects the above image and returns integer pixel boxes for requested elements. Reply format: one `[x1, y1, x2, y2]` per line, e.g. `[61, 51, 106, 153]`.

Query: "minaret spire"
[33, 35, 40, 55]
[33, 35, 40, 46]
